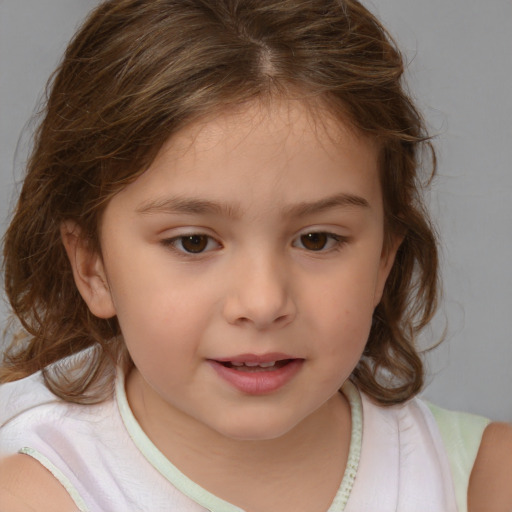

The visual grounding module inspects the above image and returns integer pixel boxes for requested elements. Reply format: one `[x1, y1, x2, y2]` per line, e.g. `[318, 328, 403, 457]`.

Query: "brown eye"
[180, 235, 209, 253]
[300, 233, 328, 251]
[163, 233, 221, 255]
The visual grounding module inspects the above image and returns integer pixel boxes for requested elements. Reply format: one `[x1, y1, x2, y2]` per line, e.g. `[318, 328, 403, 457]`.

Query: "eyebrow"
[283, 193, 370, 217]
[136, 192, 370, 218]
[136, 197, 242, 218]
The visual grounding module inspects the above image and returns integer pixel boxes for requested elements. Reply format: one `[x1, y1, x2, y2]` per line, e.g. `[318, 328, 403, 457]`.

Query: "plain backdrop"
[1, 1, 511, 421]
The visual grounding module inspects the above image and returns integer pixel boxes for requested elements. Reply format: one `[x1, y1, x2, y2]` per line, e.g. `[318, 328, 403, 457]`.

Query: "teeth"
[229, 361, 277, 368]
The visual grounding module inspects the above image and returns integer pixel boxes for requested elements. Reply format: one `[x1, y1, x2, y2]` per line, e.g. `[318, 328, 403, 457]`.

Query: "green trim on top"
[116, 371, 363, 511]
[19, 447, 89, 512]
[327, 380, 363, 511]
[116, 372, 244, 512]
[427, 403, 490, 512]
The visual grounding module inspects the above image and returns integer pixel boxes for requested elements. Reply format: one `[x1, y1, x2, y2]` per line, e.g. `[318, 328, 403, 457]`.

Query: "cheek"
[118, 298, 205, 393]
[305, 261, 379, 358]
[107, 247, 213, 319]
[319, 306, 373, 365]
[311, 264, 379, 323]
[108, 269, 217, 364]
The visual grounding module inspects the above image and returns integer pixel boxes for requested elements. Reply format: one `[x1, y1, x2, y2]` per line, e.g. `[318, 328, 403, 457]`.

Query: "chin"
[212, 416, 300, 442]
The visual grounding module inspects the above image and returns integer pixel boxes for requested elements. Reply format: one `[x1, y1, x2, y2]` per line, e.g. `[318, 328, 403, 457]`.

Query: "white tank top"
[0, 369, 488, 512]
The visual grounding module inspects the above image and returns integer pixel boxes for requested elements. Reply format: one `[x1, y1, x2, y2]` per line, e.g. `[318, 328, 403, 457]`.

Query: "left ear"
[373, 233, 403, 307]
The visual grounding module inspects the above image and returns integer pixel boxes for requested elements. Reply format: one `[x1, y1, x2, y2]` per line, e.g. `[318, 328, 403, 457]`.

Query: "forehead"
[110, 99, 382, 217]
[165, 99, 376, 166]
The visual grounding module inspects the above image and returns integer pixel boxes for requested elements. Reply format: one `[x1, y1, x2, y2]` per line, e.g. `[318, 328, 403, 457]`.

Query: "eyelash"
[161, 234, 221, 255]
[161, 231, 348, 256]
[293, 232, 347, 252]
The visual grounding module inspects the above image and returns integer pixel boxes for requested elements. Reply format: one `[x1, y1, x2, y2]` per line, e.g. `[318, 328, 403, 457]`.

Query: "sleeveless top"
[0, 370, 489, 512]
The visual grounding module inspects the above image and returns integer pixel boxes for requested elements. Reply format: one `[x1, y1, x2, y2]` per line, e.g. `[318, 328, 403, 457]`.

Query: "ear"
[373, 233, 403, 307]
[60, 221, 116, 319]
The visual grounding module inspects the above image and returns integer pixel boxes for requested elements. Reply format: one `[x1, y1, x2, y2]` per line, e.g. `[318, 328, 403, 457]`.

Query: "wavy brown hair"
[1, 0, 438, 404]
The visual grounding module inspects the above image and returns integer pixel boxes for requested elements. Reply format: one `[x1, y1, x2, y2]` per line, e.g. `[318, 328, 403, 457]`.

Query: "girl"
[1, 1, 511, 511]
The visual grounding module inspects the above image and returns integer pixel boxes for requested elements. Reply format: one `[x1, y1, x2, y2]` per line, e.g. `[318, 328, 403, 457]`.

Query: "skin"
[0, 454, 78, 511]
[1, 100, 511, 511]
[74, 99, 393, 510]
[468, 422, 512, 511]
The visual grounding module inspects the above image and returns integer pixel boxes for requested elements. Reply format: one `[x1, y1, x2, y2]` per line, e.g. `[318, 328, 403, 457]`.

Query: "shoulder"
[0, 454, 77, 512]
[468, 421, 512, 512]
[1, 370, 113, 443]
[1, 373, 76, 457]
[0, 372, 56, 426]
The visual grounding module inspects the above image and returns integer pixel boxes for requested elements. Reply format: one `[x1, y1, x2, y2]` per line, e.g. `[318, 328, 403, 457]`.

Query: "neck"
[126, 368, 352, 511]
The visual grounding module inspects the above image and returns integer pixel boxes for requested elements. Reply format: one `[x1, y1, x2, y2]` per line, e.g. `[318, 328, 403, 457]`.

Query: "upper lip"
[211, 353, 298, 364]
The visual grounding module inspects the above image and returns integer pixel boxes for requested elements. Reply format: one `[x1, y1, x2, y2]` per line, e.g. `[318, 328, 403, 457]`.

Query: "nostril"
[222, 288, 296, 328]
[235, 313, 290, 328]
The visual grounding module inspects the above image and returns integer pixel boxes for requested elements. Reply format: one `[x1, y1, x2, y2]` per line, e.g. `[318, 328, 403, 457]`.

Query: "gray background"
[1, 1, 511, 421]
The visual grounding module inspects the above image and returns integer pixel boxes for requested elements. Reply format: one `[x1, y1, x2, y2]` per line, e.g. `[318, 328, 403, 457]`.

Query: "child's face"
[80, 100, 397, 441]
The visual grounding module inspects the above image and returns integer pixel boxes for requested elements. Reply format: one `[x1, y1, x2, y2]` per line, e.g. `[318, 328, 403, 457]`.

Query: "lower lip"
[208, 359, 304, 395]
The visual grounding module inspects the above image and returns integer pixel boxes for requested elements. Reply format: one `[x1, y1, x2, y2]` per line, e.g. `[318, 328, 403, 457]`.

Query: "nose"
[222, 252, 296, 330]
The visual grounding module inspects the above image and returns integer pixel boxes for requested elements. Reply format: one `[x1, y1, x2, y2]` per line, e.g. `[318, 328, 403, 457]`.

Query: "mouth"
[218, 359, 295, 372]
[208, 355, 304, 394]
